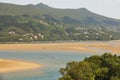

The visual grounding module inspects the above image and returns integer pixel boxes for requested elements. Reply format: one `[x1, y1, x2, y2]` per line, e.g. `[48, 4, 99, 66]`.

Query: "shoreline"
[0, 59, 42, 73]
[0, 41, 111, 44]
[0, 41, 120, 54]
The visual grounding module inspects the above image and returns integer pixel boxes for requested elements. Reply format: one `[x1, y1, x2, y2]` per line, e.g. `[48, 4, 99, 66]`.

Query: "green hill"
[0, 3, 120, 26]
[0, 3, 120, 42]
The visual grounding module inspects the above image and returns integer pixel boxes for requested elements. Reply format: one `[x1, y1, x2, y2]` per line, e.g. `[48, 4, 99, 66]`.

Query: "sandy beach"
[0, 59, 42, 73]
[0, 41, 120, 73]
[0, 41, 120, 54]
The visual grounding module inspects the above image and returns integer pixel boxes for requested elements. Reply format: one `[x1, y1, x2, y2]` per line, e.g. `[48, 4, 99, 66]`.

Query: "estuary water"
[0, 50, 96, 80]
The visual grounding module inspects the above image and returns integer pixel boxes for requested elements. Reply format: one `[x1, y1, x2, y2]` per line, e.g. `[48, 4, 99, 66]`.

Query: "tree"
[59, 53, 120, 80]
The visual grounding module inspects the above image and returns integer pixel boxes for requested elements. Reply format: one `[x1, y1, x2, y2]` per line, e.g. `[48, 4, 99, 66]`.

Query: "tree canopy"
[59, 53, 120, 80]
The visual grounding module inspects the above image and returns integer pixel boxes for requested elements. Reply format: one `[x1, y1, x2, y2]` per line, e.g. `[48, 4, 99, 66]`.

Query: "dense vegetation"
[59, 53, 120, 80]
[0, 3, 120, 42]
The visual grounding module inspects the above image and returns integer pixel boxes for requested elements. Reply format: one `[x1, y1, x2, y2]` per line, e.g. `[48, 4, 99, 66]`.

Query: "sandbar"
[0, 41, 120, 54]
[0, 59, 41, 73]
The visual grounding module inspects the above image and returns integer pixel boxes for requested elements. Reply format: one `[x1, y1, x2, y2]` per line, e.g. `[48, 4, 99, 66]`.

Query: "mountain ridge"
[0, 3, 120, 42]
[0, 3, 119, 19]
[0, 2, 120, 26]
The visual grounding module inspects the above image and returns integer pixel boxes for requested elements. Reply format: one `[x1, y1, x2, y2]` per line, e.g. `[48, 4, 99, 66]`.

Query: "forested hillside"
[0, 3, 120, 42]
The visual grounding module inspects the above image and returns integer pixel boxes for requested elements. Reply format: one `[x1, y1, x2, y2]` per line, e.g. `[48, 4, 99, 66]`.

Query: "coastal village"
[8, 31, 44, 41]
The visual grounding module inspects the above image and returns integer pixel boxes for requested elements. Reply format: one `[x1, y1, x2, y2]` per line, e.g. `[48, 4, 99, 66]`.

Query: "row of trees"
[59, 53, 120, 80]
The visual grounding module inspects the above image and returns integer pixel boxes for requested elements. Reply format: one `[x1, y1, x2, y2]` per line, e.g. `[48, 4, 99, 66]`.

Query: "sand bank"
[0, 59, 41, 73]
[0, 41, 120, 53]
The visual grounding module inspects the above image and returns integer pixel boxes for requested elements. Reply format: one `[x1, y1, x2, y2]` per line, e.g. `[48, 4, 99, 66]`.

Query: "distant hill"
[0, 3, 120, 26]
[0, 3, 120, 42]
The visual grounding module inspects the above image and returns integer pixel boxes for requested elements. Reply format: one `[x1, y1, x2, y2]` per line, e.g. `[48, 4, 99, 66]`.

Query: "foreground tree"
[59, 53, 120, 80]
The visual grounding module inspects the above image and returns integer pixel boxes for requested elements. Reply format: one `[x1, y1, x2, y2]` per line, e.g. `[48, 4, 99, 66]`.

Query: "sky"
[0, 0, 120, 19]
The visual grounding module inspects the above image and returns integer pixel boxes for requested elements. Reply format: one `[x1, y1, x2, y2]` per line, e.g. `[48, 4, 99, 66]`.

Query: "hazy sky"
[0, 0, 120, 19]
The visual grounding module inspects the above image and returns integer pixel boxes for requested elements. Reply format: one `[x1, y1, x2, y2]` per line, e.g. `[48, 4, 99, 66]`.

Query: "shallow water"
[0, 50, 96, 80]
